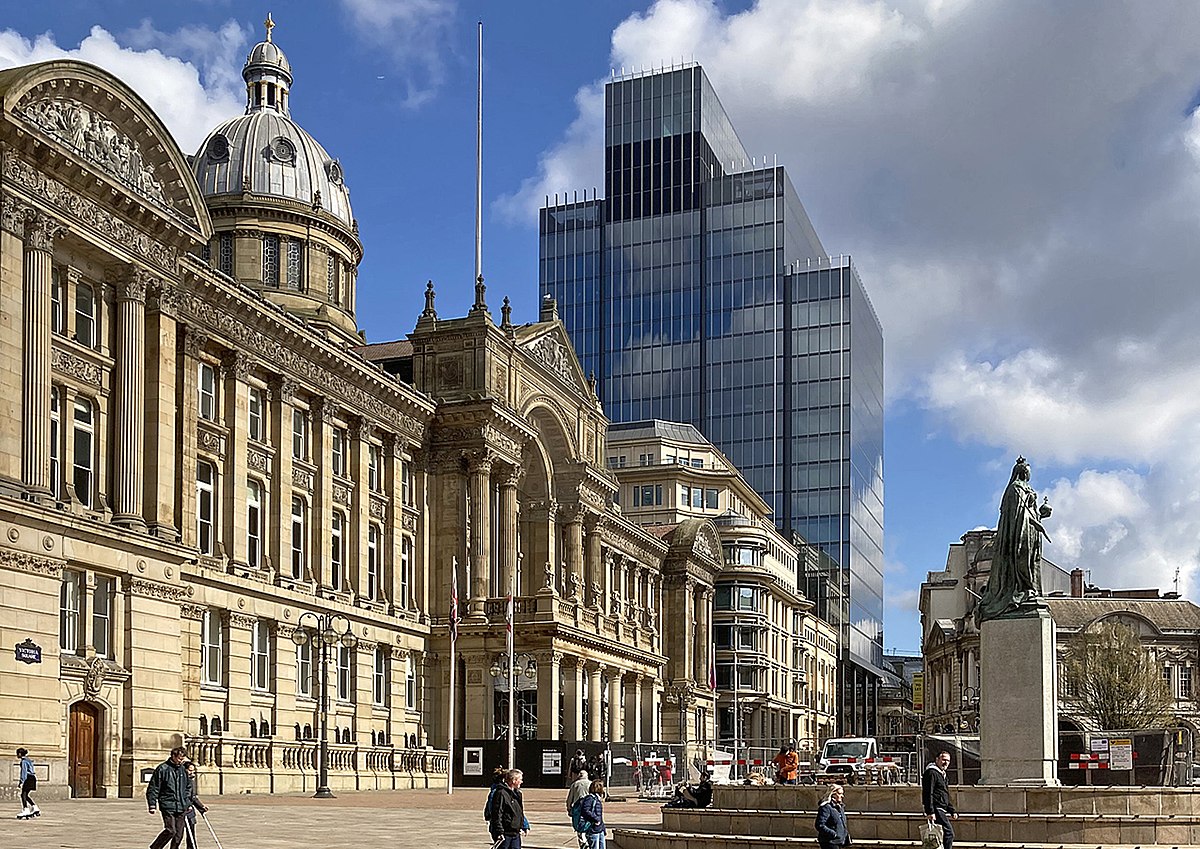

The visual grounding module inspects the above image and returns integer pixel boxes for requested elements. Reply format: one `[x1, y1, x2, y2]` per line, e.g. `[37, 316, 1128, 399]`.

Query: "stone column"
[608, 671, 623, 742]
[466, 451, 493, 616]
[562, 657, 583, 741]
[112, 268, 148, 528]
[563, 507, 584, 601]
[695, 588, 711, 685]
[624, 673, 643, 743]
[0, 201, 26, 484]
[144, 282, 179, 539]
[497, 466, 520, 596]
[584, 516, 603, 609]
[536, 649, 562, 740]
[608, 553, 622, 616]
[587, 662, 603, 742]
[226, 613, 255, 736]
[641, 678, 658, 741]
[20, 210, 60, 500]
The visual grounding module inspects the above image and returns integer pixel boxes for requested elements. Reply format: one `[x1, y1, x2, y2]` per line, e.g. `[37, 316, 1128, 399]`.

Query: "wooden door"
[69, 702, 98, 798]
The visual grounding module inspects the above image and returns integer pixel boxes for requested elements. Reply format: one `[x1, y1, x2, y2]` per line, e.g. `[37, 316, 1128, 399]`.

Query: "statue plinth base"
[979, 606, 1059, 786]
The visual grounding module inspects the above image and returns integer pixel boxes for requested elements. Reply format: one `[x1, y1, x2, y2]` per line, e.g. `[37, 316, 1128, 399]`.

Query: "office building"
[540, 64, 885, 732]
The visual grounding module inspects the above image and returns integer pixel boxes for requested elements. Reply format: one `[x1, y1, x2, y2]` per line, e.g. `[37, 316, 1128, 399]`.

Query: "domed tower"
[193, 14, 362, 343]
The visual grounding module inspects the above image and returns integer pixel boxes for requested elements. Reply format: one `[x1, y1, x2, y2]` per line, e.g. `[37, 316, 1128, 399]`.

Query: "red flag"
[449, 558, 460, 641]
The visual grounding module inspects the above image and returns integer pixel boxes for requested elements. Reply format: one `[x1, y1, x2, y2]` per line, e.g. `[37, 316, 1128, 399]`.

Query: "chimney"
[540, 294, 558, 322]
[1070, 568, 1084, 598]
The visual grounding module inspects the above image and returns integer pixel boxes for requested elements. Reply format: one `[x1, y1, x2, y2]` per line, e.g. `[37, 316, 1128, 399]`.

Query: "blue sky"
[7, 1, 1200, 654]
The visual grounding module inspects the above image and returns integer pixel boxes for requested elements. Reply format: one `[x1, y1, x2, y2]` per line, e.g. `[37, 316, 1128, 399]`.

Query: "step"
[612, 827, 1199, 849]
[661, 807, 1200, 845]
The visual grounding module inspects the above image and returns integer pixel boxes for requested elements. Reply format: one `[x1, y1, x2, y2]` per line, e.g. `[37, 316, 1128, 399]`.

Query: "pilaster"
[535, 649, 562, 740]
[112, 266, 148, 528]
[144, 281, 179, 539]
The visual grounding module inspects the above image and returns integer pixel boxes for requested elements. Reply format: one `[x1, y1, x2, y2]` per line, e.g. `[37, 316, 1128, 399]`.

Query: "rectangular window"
[373, 647, 388, 706]
[399, 536, 412, 609]
[337, 643, 353, 702]
[330, 512, 344, 590]
[247, 479, 263, 568]
[50, 387, 60, 499]
[368, 445, 382, 492]
[705, 488, 719, 509]
[198, 362, 216, 421]
[262, 234, 280, 286]
[638, 453, 655, 466]
[1164, 665, 1173, 690]
[1182, 666, 1193, 699]
[331, 427, 347, 477]
[72, 398, 94, 508]
[51, 268, 63, 334]
[75, 282, 96, 348]
[737, 587, 757, 611]
[251, 620, 271, 691]
[60, 570, 82, 653]
[400, 460, 412, 505]
[291, 496, 306, 579]
[715, 624, 732, 648]
[367, 525, 380, 601]
[691, 458, 704, 469]
[405, 657, 416, 710]
[286, 239, 303, 290]
[92, 575, 114, 659]
[296, 640, 313, 698]
[197, 461, 215, 555]
[292, 409, 309, 460]
[248, 386, 265, 441]
[218, 233, 233, 275]
[737, 627, 755, 650]
[202, 609, 224, 686]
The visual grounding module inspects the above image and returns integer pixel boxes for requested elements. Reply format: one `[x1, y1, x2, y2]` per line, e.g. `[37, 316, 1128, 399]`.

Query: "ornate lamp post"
[491, 653, 537, 768]
[960, 685, 980, 732]
[291, 612, 357, 798]
[666, 679, 697, 779]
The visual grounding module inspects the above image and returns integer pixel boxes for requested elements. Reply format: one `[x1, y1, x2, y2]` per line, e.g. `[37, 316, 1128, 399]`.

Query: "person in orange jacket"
[773, 740, 800, 784]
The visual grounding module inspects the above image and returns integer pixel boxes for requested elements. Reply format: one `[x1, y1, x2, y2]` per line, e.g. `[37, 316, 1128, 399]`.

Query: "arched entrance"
[68, 701, 100, 798]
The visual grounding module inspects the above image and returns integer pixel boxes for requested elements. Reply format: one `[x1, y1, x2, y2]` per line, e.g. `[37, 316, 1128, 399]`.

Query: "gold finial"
[264, 12, 276, 43]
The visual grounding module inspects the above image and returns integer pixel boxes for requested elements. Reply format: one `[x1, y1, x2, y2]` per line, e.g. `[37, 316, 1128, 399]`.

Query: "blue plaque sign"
[15, 638, 42, 664]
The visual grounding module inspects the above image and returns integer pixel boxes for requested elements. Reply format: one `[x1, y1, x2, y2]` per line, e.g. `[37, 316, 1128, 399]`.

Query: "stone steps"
[612, 827, 1200, 849]
[660, 807, 1200, 845]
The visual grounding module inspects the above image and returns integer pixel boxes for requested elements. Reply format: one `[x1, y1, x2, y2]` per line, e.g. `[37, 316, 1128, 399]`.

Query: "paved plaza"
[0, 788, 663, 849]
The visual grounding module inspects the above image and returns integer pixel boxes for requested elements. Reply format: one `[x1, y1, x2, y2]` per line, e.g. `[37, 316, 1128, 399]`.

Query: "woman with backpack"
[577, 778, 607, 849]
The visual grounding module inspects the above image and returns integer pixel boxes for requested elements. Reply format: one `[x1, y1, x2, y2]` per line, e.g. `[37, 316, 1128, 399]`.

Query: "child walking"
[16, 748, 39, 819]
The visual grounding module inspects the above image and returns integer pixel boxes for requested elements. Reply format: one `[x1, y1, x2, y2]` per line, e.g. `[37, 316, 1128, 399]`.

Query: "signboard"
[542, 750, 562, 775]
[463, 746, 483, 776]
[1090, 737, 1109, 754]
[1109, 738, 1133, 771]
[911, 673, 924, 712]
[14, 639, 42, 664]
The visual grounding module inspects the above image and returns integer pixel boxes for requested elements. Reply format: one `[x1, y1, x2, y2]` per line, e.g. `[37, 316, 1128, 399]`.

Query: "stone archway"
[518, 404, 575, 593]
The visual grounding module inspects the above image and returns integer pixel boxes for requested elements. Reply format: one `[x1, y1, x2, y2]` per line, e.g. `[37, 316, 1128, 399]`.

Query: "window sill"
[200, 683, 228, 696]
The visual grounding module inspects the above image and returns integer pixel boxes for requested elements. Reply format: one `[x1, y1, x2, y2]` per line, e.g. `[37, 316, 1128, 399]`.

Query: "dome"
[191, 13, 353, 227]
[193, 112, 353, 225]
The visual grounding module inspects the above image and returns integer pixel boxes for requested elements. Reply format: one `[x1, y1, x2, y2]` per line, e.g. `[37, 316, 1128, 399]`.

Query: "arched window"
[262, 234, 280, 287]
[210, 715, 223, 735]
[199, 715, 209, 736]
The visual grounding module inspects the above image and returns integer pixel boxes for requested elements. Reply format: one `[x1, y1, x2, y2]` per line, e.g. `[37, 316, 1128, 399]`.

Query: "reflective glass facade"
[540, 66, 885, 734]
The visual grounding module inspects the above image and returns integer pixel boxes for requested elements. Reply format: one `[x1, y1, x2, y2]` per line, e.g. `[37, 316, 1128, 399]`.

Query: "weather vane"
[264, 12, 275, 43]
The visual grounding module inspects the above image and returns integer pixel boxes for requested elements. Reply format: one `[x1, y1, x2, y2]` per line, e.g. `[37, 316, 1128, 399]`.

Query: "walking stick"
[201, 812, 226, 849]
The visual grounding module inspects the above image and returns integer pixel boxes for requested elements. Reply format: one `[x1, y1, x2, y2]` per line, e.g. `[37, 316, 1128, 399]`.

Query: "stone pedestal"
[980, 607, 1059, 785]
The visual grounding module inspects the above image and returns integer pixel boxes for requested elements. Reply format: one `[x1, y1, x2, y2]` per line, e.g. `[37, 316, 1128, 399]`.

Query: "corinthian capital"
[1, 197, 28, 236]
[115, 266, 153, 303]
[25, 211, 64, 251]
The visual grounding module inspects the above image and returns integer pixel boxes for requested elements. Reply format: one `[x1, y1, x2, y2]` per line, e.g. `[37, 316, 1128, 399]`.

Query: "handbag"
[919, 821, 944, 849]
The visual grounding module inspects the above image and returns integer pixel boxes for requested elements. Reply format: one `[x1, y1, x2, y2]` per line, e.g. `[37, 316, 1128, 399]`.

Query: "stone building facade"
[0, 31, 716, 799]
[605, 421, 838, 761]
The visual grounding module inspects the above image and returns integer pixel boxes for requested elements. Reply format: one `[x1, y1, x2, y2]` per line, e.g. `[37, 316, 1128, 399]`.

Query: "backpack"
[570, 799, 586, 833]
[484, 784, 499, 821]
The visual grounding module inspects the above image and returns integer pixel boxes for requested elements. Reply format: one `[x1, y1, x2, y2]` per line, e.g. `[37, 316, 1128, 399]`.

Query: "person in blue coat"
[577, 779, 607, 849]
[815, 784, 850, 849]
[16, 748, 38, 819]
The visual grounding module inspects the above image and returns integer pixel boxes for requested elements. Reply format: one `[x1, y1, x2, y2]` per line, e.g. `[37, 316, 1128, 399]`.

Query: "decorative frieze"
[128, 577, 190, 602]
[197, 425, 226, 458]
[332, 482, 351, 506]
[247, 446, 271, 474]
[147, 279, 179, 318]
[369, 495, 388, 520]
[291, 465, 315, 492]
[0, 549, 64, 578]
[525, 333, 576, 386]
[50, 346, 103, 387]
[180, 603, 207, 621]
[1, 155, 179, 272]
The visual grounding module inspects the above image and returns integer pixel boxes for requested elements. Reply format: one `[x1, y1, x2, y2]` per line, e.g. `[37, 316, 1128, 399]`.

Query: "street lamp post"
[491, 653, 537, 768]
[291, 612, 358, 798]
[960, 686, 980, 732]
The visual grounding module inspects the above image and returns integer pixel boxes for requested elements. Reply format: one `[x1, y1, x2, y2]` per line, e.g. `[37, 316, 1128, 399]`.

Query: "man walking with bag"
[922, 751, 957, 849]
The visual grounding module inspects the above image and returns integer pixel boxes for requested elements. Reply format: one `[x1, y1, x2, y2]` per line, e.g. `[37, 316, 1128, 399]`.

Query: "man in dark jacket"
[489, 768, 528, 849]
[922, 751, 957, 849]
[814, 784, 850, 848]
[147, 746, 194, 849]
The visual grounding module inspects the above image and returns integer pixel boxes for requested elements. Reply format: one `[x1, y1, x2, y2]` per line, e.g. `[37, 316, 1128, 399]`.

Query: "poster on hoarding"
[912, 673, 924, 712]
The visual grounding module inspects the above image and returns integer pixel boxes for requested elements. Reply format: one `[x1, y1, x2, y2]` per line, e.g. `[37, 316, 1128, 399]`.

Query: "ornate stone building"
[605, 421, 838, 761]
[0, 28, 716, 799]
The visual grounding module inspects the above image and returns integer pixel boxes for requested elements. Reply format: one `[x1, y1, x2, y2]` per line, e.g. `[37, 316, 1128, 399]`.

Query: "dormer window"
[270, 137, 296, 164]
[207, 134, 230, 163]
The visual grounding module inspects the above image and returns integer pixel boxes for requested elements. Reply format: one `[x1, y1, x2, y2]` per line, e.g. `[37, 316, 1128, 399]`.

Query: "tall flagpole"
[506, 568, 515, 770]
[448, 558, 457, 795]
[474, 20, 483, 285]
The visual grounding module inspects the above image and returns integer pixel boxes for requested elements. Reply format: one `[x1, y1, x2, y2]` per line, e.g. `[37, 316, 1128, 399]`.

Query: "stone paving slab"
[0, 788, 664, 849]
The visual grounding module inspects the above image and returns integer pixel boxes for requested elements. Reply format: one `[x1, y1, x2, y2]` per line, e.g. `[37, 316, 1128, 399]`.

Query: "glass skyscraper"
[539, 65, 885, 734]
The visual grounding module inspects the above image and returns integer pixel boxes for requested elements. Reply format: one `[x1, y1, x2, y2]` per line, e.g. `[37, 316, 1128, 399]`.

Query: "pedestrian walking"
[488, 768, 529, 849]
[566, 769, 591, 849]
[15, 747, 38, 819]
[182, 760, 208, 849]
[484, 765, 508, 845]
[922, 750, 957, 849]
[773, 740, 800, 784]
[147, 746, 196, 849]
[567, 749, 587, 786]
[814, 784, 850, 849]
[577, 779, 608, 849]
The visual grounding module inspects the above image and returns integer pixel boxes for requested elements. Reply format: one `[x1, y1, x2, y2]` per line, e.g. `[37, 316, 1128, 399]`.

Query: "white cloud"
[338, 0, 456, 108]
[0, 23, 246, 152]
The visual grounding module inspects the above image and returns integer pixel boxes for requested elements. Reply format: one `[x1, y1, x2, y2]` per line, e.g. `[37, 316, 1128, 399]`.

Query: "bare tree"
[1062, 621, 1174, 730]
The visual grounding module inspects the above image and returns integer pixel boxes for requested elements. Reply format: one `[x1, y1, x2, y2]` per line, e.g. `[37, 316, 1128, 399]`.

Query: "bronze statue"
[976, 456, 1053, 625]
